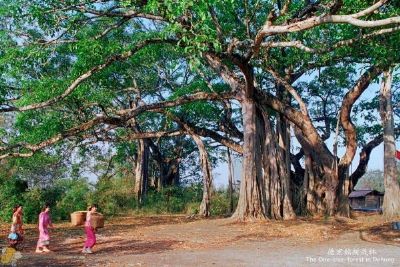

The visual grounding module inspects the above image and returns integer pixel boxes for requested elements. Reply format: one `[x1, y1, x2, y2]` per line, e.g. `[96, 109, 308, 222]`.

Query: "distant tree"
[355, 170, 384, 192]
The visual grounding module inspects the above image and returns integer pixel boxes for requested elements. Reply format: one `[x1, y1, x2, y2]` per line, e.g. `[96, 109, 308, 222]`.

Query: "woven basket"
[91, 212, 104, 229]
[70, 211, 87, 226]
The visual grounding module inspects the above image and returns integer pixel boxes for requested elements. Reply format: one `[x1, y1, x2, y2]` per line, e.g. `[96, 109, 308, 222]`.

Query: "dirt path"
[94, 232, 398, 267]
[1, 214, 399, 266]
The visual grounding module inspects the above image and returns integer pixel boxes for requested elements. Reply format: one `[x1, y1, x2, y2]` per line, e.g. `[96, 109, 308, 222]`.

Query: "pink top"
[85, 211, 92, 227]
[39, 211, 51, 232]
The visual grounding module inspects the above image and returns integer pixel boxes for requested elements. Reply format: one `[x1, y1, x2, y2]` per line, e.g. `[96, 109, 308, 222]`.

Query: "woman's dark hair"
[88, 204, 97, 211]
[41, 203, 51, 212]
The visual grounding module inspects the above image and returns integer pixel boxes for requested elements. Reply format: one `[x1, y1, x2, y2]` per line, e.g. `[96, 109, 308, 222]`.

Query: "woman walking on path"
[82, 204, 97, 254]
[36, 204, 54, 253]
[8, 205, 24, 249]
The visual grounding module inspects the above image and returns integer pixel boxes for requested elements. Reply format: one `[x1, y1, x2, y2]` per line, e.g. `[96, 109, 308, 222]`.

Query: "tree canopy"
[1, 0, 400, 220]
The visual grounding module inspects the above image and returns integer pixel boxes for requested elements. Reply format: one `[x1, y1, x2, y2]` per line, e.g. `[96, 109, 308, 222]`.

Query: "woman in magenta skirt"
[82, 204, 97, 254]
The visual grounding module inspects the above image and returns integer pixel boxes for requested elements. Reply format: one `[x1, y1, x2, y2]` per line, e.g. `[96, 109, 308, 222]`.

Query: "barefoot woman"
[36, 203, 54, 253]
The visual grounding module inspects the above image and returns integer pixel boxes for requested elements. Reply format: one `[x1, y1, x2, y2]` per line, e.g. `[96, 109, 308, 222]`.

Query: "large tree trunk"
[154, 156, 180, 189]
[379, 69, 400, 220]
[263, 115, 282, 219]
[261, 109, 296, 219]
[293, 126, 337, 215]
[276, 115, 296, 219]
[232, 98, 267, 220]
[191, 134, 213, 217]
[335, 166, 352, 217]
[160, 159, 181, 187]
[134, 139, 150, 206]
[303, 154, 316, 213]
[227, 147, 234, 214]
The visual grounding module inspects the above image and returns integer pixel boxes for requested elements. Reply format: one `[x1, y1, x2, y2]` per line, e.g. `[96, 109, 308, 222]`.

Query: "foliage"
[0, 0, 400, 220]
[140, 185, 202, 214]
[0, 175, 90, 223]
[355, 165, 400, 192]
[355, 169, 385, 192]
[210, 188, 239, 216]
[89, 175, 136, 216]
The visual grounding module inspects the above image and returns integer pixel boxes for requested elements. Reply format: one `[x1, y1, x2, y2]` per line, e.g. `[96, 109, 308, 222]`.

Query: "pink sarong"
[84, 226, 96, 248]
[37, 212, 51, 247]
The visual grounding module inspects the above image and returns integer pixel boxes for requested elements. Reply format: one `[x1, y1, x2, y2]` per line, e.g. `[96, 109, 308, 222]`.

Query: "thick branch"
[254, 2, 399, 52]
[262, 26, 400, 53]
[339, 66, 382, 167]
[1, 38, 174, 113]
[349, 135, 382, 187]
[204, 53, 244, 95]
[351, 0, 388, 19]
[0, 91, 235, 159]
[164, 113, 243, 154]
[267, 68, 309, 115]
[255, 88, 334, 167]
[350, 126, 400, 188]
[0, 115, 121, 159]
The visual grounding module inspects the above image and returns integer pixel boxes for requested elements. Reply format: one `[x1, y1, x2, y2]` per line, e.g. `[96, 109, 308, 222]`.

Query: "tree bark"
[379, 69, 400, 220]
[227, 147, 234, 214]
[276, 114, 296, 219]
[263, 113, 281, 219]
[191, 134, 213, 217]
[134, 139, 150, 206]
[232, 98, 267, 220]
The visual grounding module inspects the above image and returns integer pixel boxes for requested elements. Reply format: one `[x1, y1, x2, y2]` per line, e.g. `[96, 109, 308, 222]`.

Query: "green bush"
[184, 202, 200, 215]
[89, 176, 136, 216]
[0, 176, 91, 223]
[22, 188, 44, 222]
[53, 178, 91, 220]
[0, 177, 28, 222]
[140, 184, 203, 214]
[0, 171, 238, 223]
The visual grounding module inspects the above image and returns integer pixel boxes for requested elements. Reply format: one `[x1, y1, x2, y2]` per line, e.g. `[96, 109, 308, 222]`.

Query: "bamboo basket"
[70, 211, 87, 226]
[91, 212, 104, 229]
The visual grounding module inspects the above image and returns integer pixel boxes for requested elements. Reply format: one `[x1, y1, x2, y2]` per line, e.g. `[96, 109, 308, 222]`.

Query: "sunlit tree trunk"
[191, 134, 213, 217]
[227, 147, 234, 214]
[233, 98, 267, 220]
[263, 115, 281, 219]
[379, 69, 400, 220]
[134, 139, 149, 206]
[276, 115, 296, 219]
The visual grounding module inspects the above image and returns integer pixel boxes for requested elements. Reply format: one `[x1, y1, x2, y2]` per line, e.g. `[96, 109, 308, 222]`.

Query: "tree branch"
[254, 1, 399, 53]
[1, 38, 175, 113]
[0, 90, 235, 159]
[339, 66, 382, 167]
[267, 68, 309, 115]
[261, 26, 400, 53]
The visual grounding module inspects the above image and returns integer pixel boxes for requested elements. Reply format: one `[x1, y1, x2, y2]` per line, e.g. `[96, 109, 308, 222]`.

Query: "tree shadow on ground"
[0, 216, 187, 267]
[10, 238, 179, 266]
[360, 223, 400, 247]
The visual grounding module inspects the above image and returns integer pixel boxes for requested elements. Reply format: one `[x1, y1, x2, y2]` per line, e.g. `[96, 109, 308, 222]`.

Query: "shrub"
[89, 176, 136, 216]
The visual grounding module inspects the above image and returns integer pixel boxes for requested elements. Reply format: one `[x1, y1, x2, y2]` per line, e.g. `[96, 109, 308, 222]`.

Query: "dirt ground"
[1, 212, 399, 266]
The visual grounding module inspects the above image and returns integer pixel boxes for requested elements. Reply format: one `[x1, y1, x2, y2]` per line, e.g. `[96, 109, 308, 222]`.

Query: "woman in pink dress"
[82, 204, 97, 254]
[36, 204, 54, 253]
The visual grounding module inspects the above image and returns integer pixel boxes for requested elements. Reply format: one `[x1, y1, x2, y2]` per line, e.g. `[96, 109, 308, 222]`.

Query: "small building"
[349, 189, 384, 211]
